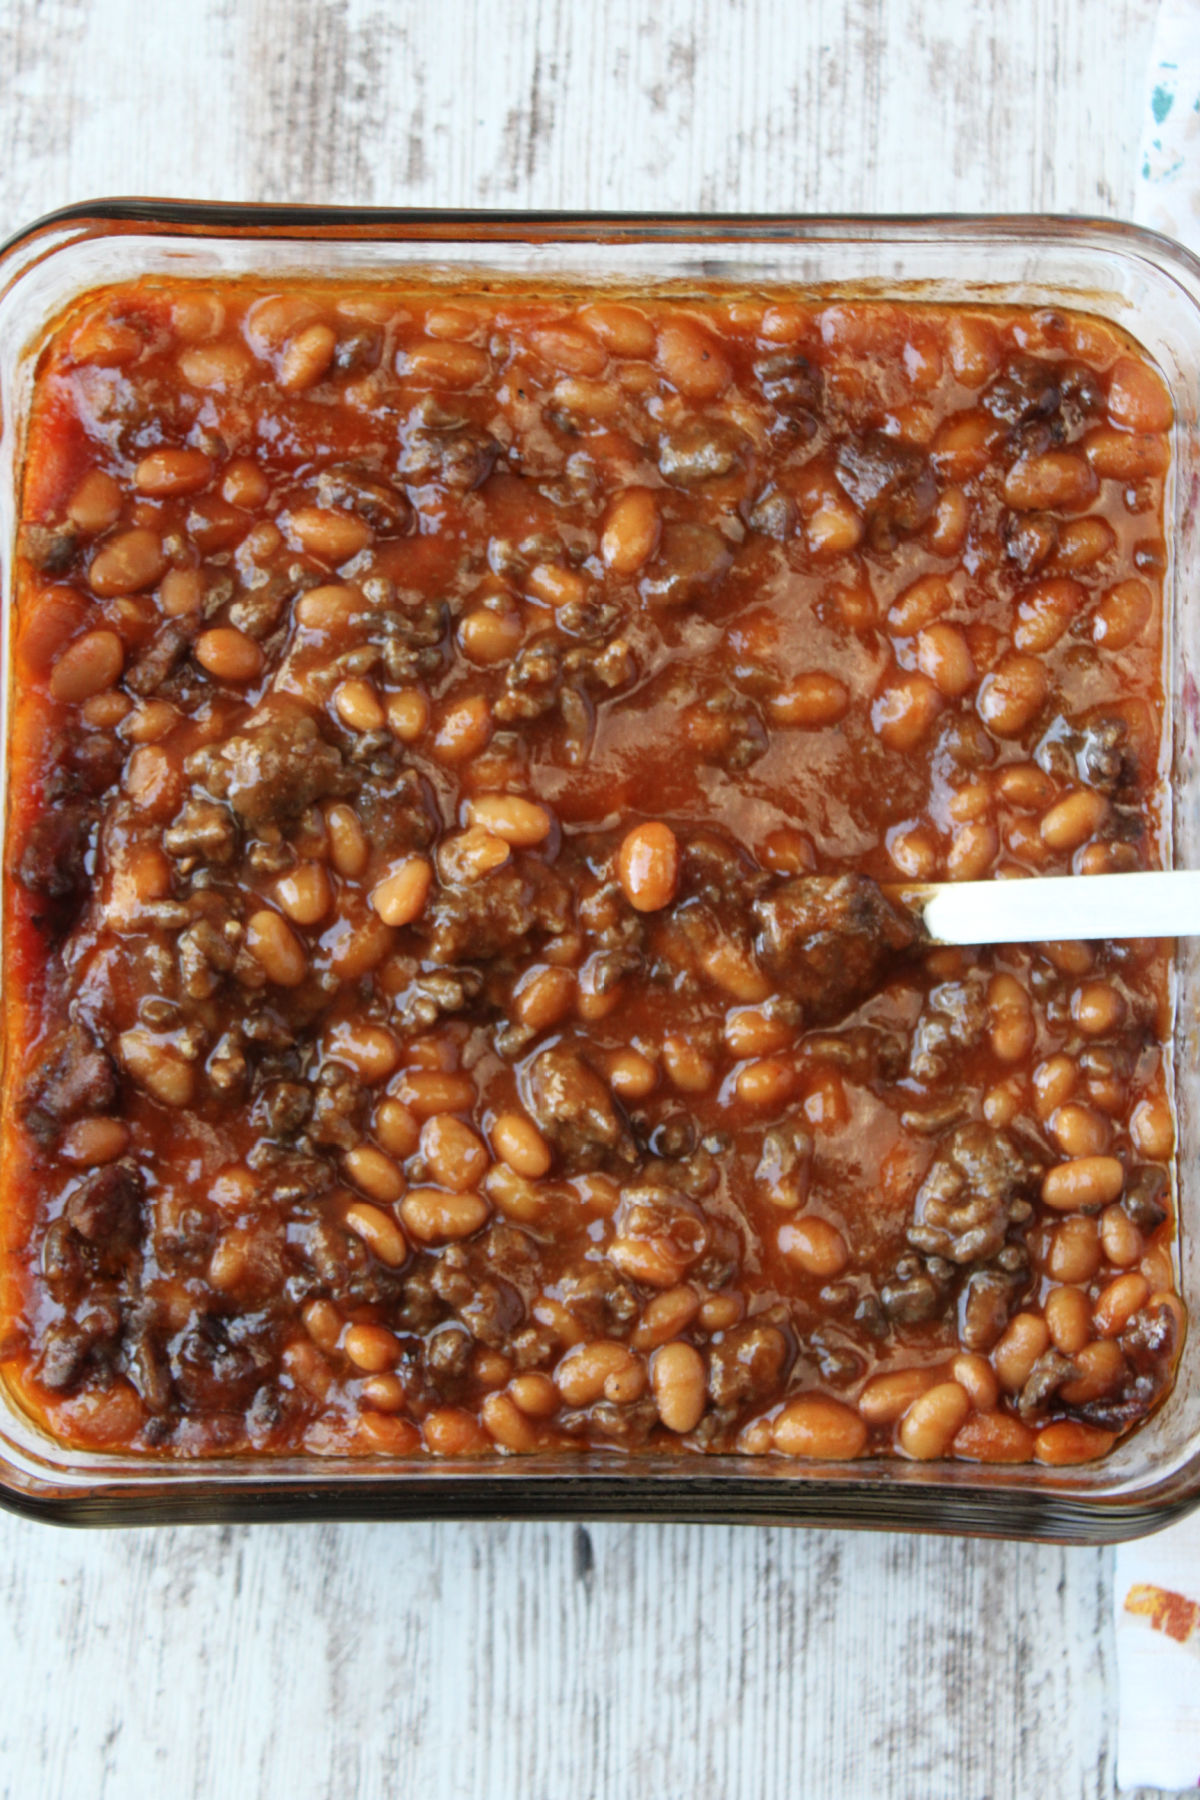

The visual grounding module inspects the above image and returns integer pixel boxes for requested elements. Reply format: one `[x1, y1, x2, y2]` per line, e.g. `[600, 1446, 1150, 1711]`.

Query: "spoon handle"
[900, 870, 1200, 946]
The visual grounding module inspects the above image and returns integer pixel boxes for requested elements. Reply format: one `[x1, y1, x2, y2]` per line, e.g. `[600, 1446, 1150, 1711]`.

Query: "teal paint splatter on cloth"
[1135, 0, 1200, 251]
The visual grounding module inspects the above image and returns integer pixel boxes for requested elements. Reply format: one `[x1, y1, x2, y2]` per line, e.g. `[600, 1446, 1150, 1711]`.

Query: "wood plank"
[0, 1512, 1121, 1800]
[0, 0, 1161, 239]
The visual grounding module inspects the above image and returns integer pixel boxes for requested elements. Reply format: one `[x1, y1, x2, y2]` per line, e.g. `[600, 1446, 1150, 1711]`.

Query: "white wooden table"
[0, 2, 1181, 1795]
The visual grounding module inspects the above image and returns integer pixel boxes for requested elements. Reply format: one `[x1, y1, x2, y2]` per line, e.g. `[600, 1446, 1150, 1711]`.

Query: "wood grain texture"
[0, 0, 1162, 234]
[0, 2, 1184, 1797]
[0, 1514, 1119, 1800]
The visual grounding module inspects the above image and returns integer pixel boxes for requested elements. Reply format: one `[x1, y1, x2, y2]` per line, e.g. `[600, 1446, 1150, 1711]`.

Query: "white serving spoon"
[898, 870, 1200, 946]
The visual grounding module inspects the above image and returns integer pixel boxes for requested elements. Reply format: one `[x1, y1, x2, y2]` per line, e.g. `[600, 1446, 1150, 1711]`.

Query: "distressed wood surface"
[0, 2, 1183, 1797]
[0, 0, 1163, 231]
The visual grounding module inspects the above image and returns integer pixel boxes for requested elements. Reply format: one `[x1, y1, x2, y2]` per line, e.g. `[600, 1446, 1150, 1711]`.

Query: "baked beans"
[4, 277, 1178, 1470]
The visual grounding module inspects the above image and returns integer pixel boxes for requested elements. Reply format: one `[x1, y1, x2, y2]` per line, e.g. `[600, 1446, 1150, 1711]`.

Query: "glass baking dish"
[0, 201, 1197, 1540]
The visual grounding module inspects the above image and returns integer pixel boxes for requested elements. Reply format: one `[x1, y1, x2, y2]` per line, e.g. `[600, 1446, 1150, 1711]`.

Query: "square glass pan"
[0, 203, 1197, 1540]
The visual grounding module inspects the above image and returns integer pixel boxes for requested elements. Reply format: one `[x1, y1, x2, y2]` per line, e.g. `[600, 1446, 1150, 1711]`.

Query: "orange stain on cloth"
[1124, 1583, 1200, 1645]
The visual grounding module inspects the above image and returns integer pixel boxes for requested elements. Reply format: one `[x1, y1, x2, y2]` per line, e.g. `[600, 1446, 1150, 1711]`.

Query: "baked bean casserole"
[0, 278, 1183, 1468]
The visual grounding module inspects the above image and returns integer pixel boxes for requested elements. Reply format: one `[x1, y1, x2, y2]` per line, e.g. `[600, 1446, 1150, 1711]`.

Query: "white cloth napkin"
[1116, 5, 1200, 1792]
[1134, 0, 1200, 248]
[1115, 1520, 1200, 1790]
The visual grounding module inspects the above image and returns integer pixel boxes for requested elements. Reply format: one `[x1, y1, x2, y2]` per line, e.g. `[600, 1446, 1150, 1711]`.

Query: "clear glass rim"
[4, 197, 1200, 269]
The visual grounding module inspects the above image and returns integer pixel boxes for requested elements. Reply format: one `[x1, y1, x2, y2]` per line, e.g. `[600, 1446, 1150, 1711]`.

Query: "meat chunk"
[753, 350, 823, 419]
[61, 732, 125, 799]
[252, 1080, 313, 1139]
[333, 329, 382, 375]
[744, 486, 795, 538]
[494, 638, 561, 723]
[1121, 1166, 1169, 1232]
[555, 1265, 639, 1336]
[657, 420, 748, 484]
[315, 462, 413, 533]
[880, 1252, 955, 1325]
[306, 1063, 367, 1151]
[36, 1295, 122, 1392]
[250, 1147, 334, 1207]
[227, 571, 296, 641]
[707, 1324, 789, 1410]
[424, 866, 537, 965]
[377, 598, 449, 684]
[16, 802, 95, 905]
[125, 623, 192, 696]
[451, 1277, 524, 1347]
[295, 1215, 398, 1307]
[639, 524, 733, 607]
[1120, 1298, 1180, 1377]
[171, 1312, 274, 1411]
[1034, 714, 1139, 800]
[523, 1045, 636, 1171]
[425, 1324, 473, 1378]
[430, 1237, 528, 1346]
[164, 798, 238, 864]
[983, 356, 1064, 428]
[40, 1217, 86, 1300]
[178, 917, 240, 1000]
[1017, 1349, 1076, 1422]
[957, 1267, 1018, 1351]
[64, 1160, 144, 1257]
[755, 1125, 813, 1210]
[20, 521, 77, 575]
[206, 1027, 247, 1097]
[186, 701, 352, 826]
[834, 432, 937, 544]
[906, 1124, 1034, 1265]
[423, 863, 571, 966]
[152, 1192, 218, 1272]
[355, 767, 435, 860]
[753, 875, 918, 1022]
[394, 968, 485, 1034]
[908, 976, 988, 1083]
[37, 1320, 99, 1392]
[23, 1022, 118, 1140]
[127, 1322, 174, 1415]
[398, 417, 501, 491]
[1078, 715, 1135, 796]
